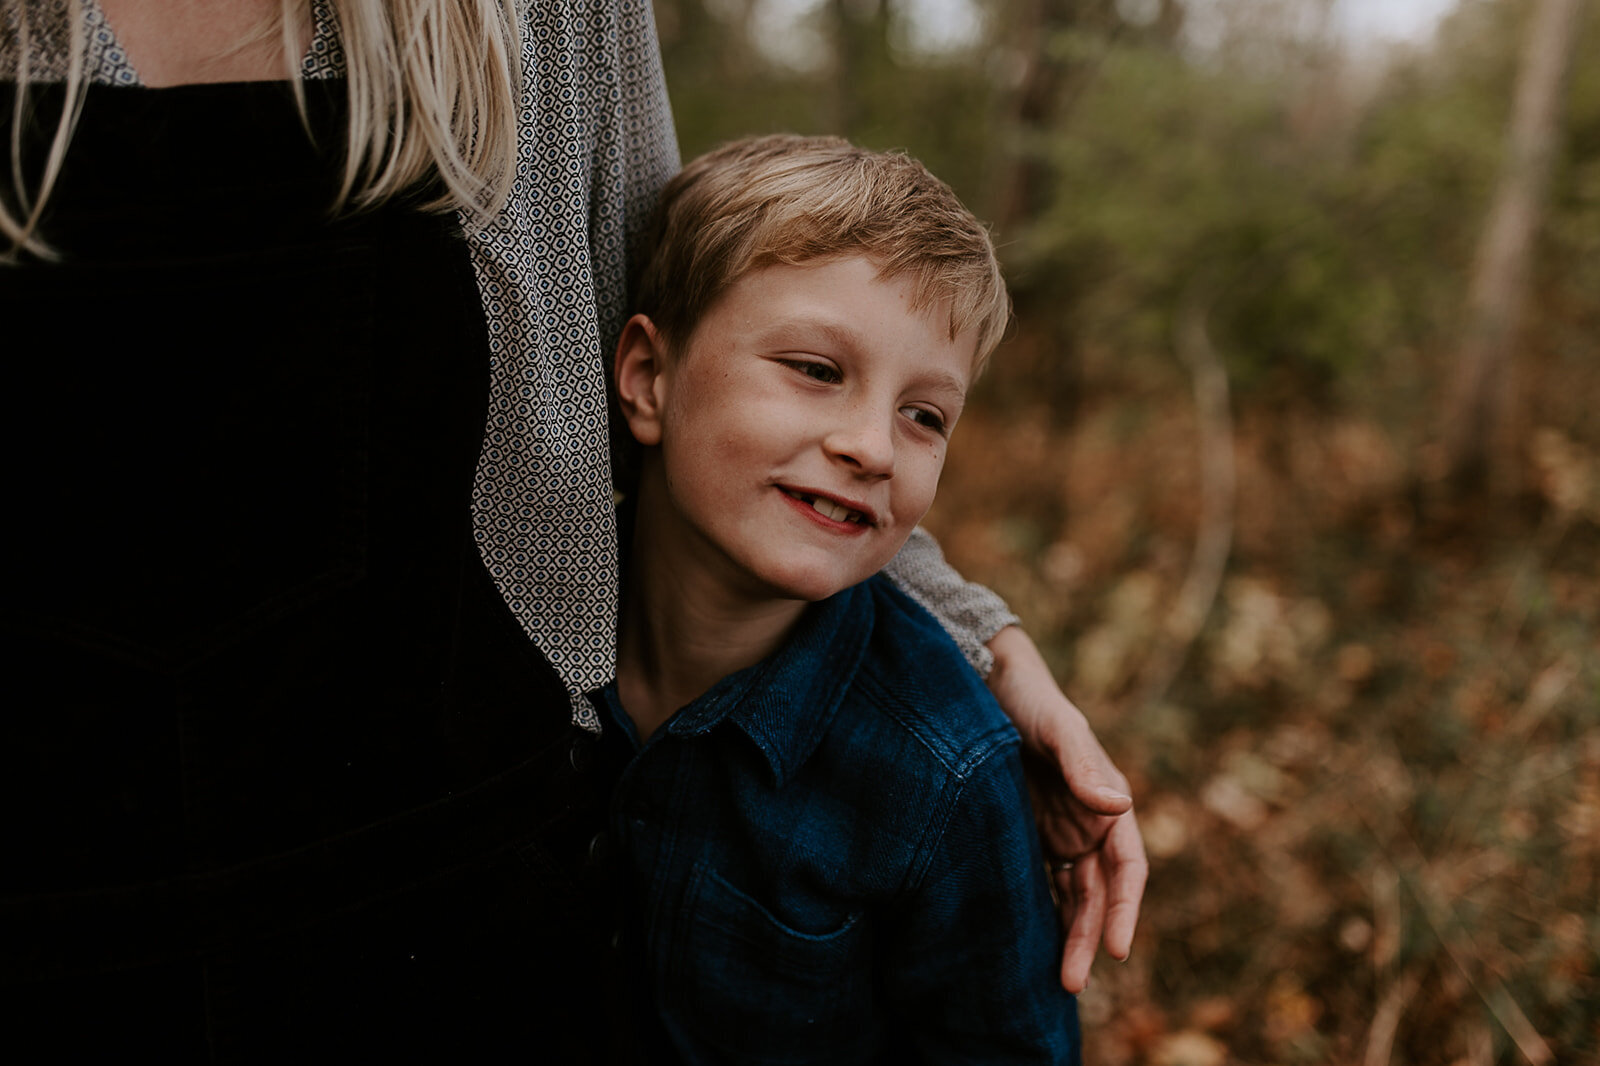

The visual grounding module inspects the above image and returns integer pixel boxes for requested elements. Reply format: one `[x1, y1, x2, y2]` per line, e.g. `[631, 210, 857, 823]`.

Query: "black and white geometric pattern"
[290, 1, 681, 730]
[299, 0, 344, 80]
[8, 0, 1016, 732]
[299, 0, 681, 730]
[0, 0, 130, 83]
[82, 0, 135, 84]
[460, 0, 680, 729]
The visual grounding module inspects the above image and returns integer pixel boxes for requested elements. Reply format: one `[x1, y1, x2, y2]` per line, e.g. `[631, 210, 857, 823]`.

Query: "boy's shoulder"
[840, 574, 1019, 778]
[713, 573, 1018, 805]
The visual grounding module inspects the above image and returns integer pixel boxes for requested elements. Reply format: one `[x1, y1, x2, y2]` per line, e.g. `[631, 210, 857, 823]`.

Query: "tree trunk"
[829, 0, 892, 138]
[1440, 0, 1586, 498]
[989, 0, 1104, 237]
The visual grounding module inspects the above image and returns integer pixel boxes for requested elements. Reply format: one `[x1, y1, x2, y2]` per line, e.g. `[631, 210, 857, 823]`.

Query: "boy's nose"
[823, 408, 894, 479]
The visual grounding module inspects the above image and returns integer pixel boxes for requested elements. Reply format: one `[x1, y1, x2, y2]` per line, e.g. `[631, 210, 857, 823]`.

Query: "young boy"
[600, 134, 1080, 1064]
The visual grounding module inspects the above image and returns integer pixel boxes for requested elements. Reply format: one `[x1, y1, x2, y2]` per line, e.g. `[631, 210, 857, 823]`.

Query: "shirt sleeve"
[881, 741, 1082, 1065]
[578, 0, 681, 361]
[881, 527, 1020, 678]
[468, 0, 680, 724]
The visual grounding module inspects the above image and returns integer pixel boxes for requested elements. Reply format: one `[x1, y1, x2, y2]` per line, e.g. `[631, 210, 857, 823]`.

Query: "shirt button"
[567, 734, 594, 773]
[586, 831, 611, 866]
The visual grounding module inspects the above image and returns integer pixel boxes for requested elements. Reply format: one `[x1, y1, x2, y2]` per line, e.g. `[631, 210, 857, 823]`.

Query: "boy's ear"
[613, 313, 670, 447]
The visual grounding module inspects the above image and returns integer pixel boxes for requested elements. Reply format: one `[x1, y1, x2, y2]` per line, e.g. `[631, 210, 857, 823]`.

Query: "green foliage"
[655, 0, 1001, 211]
[658, 0, 1595, 414]
[1008, 20, 1516, 401]
[651, 0, 828, 151]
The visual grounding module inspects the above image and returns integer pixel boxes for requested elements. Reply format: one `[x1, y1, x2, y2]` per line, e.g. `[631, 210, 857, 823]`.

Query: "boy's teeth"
[810, 497, 859, 523]
[784, 488, 863, 524]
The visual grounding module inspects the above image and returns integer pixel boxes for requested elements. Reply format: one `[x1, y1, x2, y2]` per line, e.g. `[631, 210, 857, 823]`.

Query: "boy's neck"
[616, 469, 808, 743]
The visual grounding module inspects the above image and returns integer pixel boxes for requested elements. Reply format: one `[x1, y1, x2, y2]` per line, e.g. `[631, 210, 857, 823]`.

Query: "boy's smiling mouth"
[778, 487, 873, 526]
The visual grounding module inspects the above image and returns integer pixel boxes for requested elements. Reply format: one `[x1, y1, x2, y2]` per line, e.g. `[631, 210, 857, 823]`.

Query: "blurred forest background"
[653, 0, 1597, 1062]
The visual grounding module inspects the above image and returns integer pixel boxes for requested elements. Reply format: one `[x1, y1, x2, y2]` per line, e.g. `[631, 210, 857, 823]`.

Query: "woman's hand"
[986, 625, 1148, 994]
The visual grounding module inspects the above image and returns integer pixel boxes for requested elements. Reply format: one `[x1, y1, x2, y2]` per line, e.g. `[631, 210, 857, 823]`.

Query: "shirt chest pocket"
[664, 862, 876, 1064]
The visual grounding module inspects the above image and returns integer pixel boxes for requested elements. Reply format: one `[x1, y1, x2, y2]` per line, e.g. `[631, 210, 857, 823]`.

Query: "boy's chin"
[732, 536, 910, 604]
[753, 561, 878, 605]
[761, 576, 855, 605]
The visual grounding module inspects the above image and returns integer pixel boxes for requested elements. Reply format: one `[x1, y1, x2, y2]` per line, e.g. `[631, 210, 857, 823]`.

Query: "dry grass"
[925, 351, 1600, 1064]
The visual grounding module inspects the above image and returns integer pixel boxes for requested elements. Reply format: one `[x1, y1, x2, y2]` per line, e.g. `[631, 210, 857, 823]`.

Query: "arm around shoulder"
[882, 527, 1018, 676]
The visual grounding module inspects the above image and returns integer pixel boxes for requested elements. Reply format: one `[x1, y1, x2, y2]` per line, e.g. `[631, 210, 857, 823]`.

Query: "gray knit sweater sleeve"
[881, 528, 1019, 677]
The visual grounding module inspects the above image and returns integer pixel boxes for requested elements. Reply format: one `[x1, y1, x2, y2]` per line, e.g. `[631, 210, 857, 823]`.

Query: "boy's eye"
[902, 405, 947, 435]
[783, 359, 842, 384]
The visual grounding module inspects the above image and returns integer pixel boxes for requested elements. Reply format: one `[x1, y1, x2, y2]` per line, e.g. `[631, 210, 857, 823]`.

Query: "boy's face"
[620, 256, 978, 605]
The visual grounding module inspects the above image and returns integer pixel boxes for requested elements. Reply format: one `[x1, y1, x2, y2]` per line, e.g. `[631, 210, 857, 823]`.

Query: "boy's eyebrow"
[922, 370, 971, 403]
[754, 316, 861, 354]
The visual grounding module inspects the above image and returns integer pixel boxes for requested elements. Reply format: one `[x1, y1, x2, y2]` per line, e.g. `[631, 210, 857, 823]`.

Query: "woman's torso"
[0, 75, 618, 1062]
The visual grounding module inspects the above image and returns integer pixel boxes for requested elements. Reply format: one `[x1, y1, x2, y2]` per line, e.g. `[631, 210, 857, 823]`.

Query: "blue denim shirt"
[598, 575, 1080, 1064]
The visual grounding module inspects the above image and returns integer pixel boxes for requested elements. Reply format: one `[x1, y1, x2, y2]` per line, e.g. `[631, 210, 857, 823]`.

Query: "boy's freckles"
[647, 256, 978, 605]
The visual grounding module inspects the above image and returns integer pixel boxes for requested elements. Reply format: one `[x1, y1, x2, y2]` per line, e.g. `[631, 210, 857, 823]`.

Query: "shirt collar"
[663, 580, 876, 788]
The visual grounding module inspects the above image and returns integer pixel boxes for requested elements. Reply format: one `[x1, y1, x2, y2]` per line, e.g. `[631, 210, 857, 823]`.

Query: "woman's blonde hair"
[3, 0, 522, 259]
[633, 133, 1012, 368]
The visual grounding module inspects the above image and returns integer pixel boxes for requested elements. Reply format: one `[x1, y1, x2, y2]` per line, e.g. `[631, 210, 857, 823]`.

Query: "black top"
[1, 80, 619, 1062]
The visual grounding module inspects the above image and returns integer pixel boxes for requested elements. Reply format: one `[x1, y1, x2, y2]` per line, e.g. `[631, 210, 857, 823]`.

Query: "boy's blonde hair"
[634, 133, 1010, 366]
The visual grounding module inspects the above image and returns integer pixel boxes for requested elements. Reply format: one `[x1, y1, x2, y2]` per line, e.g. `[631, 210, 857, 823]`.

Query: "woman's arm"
[881, 527, 1018, 675]
[986, 625, 1147, 993]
